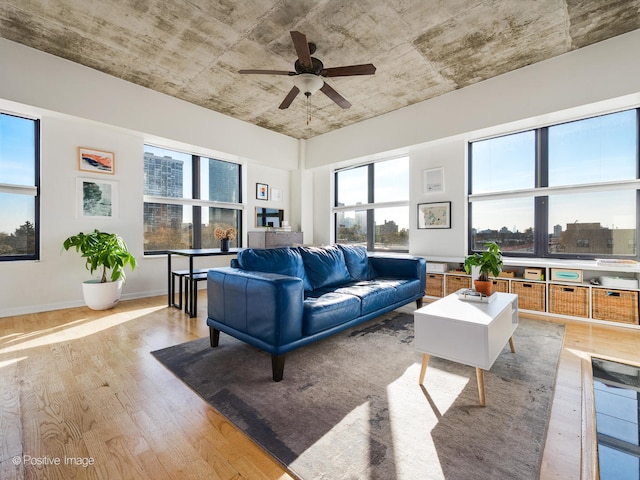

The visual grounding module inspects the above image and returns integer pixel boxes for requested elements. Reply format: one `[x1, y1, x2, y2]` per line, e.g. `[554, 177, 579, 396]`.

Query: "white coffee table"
[414, 291, 518, 406]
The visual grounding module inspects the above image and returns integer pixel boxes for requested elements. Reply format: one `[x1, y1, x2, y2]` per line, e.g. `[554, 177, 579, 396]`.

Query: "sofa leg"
[271, 354, 285, 382]
[210, 328, 220, 348]
[416, 297, 424, 308]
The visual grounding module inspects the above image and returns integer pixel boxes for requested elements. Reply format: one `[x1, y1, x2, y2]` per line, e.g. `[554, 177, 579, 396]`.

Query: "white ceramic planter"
[82, 279, 123, 310]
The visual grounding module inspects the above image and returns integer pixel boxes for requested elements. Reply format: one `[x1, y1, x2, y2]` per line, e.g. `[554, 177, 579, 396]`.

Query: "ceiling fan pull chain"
[306, 94, 311, 125]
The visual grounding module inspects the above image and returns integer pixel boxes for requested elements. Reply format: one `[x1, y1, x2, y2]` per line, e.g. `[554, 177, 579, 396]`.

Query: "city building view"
[143, 151, 240, 251]
[472, 222, 636, 256]
[336, 209, 409, 251]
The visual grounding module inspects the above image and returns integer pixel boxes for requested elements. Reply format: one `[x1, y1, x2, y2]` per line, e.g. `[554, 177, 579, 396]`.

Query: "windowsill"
[419, 255, 640, 273]
[503, 257, 640, 273]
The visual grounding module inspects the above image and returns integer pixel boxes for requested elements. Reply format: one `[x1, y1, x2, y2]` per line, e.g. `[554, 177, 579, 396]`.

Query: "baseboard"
[0, 289, 167, 318]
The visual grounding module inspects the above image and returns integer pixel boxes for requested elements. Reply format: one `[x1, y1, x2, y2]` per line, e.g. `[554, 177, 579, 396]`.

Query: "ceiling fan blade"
[239, 69, 295, 75]
[321, 64, 377, 77]
[279, 86, 300, 109]
[320, 82, 351, 109]
[290, 31, 313, 70]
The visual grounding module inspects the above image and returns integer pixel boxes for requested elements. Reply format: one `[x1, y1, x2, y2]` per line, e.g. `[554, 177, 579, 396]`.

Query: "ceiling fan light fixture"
[293, 73, 323, 96]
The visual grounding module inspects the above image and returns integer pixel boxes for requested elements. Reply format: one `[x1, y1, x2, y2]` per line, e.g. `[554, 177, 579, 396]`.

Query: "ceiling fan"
[239, 31, 376, 110]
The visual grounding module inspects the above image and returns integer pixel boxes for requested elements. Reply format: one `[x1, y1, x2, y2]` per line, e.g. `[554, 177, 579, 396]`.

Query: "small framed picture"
[271, 188, 282, 202]
[256, 183, 269, 201]
[423, 167, 444, 193]
[77, 177, 117, 218]
[78, 147, 115, 175]
[418, 201, 451, 229]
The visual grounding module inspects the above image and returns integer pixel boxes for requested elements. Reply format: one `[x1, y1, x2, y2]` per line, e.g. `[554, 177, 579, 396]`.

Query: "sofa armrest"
[207, 267, 304, 347]
[369, 255, 426, 284]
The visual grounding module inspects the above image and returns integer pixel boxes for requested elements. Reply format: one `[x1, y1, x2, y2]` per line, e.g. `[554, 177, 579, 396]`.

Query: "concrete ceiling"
[1, 1, 639, 140]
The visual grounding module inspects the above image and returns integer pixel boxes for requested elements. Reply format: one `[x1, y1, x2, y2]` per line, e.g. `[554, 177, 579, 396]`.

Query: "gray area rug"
[152, 311, 565, 480]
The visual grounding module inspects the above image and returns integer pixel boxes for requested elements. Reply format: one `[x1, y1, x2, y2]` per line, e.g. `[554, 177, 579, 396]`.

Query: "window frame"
[143, 145, 243, 255]
[467, 108, 640, 260]
[333, 156, 410, 253]
[0, 111, 40, 262]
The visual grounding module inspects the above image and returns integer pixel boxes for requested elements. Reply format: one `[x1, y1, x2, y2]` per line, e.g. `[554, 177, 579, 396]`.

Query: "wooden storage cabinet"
[549, 284, 589, 318]
[425, 274, 444, 297]
[247, 231, 303, 249]
[592, 288, 639, 325]
[511, 281, 546, 312]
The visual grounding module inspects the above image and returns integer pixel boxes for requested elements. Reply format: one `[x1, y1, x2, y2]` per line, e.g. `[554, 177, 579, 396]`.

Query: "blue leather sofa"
[206, 244, 426, 381]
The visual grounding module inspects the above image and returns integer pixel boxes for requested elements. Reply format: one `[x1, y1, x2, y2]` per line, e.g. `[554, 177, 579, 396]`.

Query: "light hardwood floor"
[1, 293, 638, 479]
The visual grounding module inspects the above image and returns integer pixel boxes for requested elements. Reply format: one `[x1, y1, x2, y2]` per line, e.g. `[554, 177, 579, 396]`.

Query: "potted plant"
[463, 241, 503, 296]
[62, 229, 136, 310]
[214, 226, 237, 252]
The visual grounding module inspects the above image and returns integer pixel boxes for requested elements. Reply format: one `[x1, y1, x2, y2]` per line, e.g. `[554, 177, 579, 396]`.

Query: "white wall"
[0, 39, 299, 317]
[307, 29, 640, 260]
[409, 138, 467, 258]
[246, 164, 292, 229]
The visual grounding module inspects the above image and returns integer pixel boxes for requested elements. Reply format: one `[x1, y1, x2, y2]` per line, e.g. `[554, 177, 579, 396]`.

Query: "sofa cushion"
[299, 245, 352, 290]
[337, 244, 372, 281]
[302, 291, 361, 335]
[237, 247, 312, 291]
[375, 278, 423, 299]
[328, 281, 399, 315]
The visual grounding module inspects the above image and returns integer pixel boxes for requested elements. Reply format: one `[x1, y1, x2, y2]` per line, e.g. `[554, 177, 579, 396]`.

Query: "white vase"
[82, 279, 123, 310]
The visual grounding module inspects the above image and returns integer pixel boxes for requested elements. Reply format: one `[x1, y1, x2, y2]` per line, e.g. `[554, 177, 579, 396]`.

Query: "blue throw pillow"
[337, 244, 371, 281]
[237, 247, 311, 290]
[299, 245, 352, 290]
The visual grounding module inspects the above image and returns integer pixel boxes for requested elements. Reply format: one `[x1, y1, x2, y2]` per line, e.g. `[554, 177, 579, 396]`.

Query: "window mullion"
[536, 127, 548, 257]
[537, 128, 548, 188]
[367, 164, 374, 250]
[192, 156, 202, 249]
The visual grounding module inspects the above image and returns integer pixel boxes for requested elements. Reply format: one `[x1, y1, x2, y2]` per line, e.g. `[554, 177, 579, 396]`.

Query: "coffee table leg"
[476, 368, 486, 406]
[419, 353, 430, 384]
[509, 336, 516, 353]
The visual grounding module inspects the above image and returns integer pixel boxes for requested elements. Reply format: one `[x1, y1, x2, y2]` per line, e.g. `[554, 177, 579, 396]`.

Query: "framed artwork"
[78, 147, 115, 174]
[418, 201, 451, 229]
[77, 177, 117, 218]
[271, 188, 282, 202]
[256, 183, 269, 200]
[423, 167, 444, 193]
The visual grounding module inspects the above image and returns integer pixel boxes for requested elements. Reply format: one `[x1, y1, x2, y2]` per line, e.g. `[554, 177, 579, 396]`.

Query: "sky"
[471, 109, 637, 232]
[0, 114, 36, 234]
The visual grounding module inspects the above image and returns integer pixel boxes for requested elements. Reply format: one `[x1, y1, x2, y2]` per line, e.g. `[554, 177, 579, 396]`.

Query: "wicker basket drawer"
[426, 274, 444, 297]
[511, 281, 546, 311]
[592, 288, 639, 325]
[549, 284, 589, 318]
[445, 275, 471, 295]
[492, 279, 509, 293]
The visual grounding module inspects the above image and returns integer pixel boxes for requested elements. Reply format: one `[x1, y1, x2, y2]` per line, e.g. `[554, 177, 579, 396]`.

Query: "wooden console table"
[247, 230, 303, 249]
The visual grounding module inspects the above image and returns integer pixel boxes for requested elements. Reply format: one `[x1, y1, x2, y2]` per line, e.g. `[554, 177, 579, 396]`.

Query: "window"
[143, 145, 242, 253]
[0, 112, 39, 261]
[469, 109, 639, 259]
[334, 156, 409, 251]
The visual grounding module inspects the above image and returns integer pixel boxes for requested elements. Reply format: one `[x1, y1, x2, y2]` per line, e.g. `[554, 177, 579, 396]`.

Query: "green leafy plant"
[63, 229, 136, 283]
[463, 241, 503, 281]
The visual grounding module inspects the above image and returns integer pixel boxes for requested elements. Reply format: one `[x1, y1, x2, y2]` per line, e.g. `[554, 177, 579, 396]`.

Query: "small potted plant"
[214, 226, 237, 252]
[463, 241, 503, 296]
[62, 229, 136, 310]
